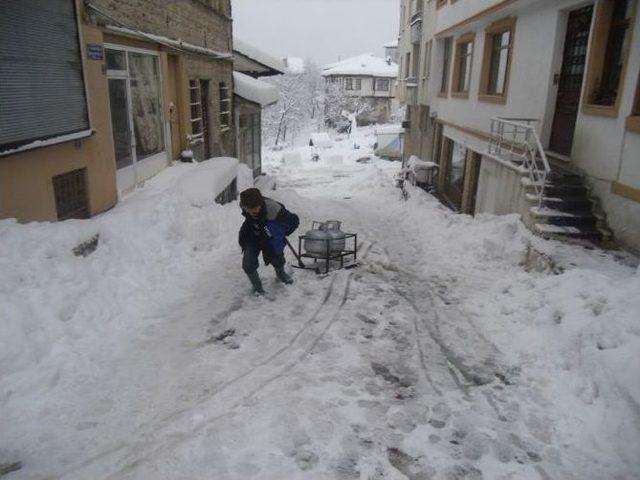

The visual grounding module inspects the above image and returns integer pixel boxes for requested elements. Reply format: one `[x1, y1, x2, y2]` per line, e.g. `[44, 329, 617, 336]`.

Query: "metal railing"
[488, 117, 551, 208]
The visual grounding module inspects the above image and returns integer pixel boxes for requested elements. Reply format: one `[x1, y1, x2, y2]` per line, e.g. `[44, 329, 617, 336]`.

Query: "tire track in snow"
[57, 242, 374, 480]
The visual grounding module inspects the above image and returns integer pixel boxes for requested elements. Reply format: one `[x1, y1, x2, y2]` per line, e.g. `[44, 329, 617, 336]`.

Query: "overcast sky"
[231, 0, 400, 67]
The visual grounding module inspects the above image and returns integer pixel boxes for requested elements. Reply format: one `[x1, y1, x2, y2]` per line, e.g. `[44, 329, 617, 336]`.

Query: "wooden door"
[549, 5, 593, 156]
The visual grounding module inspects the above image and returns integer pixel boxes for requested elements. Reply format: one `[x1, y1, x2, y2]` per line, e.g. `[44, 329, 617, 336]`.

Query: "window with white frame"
[345, 78, 354, 90]
[106, 46, 164, 169]
[0, 0, 90, 154]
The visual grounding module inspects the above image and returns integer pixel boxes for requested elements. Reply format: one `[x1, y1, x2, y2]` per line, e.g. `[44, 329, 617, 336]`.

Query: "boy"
[238, 188, 300, 294]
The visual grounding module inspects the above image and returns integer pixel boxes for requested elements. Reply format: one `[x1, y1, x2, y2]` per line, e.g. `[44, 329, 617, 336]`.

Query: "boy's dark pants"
[242, 243, 285, 275]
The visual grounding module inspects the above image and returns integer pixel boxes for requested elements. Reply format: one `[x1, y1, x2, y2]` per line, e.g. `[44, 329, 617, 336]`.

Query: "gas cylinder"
[325, 220, 346, 254]
[303, 221, 332, 258]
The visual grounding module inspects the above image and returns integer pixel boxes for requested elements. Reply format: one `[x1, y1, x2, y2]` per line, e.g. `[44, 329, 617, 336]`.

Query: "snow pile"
[322, 53, 398, 78]
[0, 160, 240, 380]
[233, 72, 279, 107]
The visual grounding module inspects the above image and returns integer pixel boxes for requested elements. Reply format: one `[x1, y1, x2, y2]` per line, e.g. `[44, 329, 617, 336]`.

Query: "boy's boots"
[275, 266, 294, 285]
[246, 270, 266, 295]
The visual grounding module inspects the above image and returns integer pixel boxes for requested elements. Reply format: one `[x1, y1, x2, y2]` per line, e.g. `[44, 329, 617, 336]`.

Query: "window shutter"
[0, 0, 89, 152]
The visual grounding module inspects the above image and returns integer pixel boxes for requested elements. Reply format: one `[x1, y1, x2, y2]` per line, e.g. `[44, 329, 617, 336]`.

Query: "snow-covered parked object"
[322, 53, 398, 78]
[233, 72, 279, 107]
[282, 151, 303, 166]
[374, 125, 404, 160]
[176, 157, 238, 207]
[236, 163, 254, 192]
[407, 155, 438, 185]
[255, 174, 277, 192]
[309, 133, 333, 148]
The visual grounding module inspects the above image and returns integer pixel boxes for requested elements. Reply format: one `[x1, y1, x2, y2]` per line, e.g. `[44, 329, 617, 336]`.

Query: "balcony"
[410, 12, 422, 44]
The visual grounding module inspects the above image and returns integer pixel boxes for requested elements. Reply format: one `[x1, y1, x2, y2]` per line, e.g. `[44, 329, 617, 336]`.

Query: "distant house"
[232, 39, 284, 177]
[322, 53, 399, 124]
[384, 40, 399, 64]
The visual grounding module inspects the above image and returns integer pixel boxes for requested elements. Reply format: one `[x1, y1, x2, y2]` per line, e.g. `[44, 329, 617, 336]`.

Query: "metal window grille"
[53, 168, 89, 220]
[189, 80, 204, 144]
[219, 82, 231, 130]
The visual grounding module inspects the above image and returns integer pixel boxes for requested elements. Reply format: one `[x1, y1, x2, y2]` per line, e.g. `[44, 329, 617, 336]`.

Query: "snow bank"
[233, 72, 279, 107]
[0, 160, 240, 381]
[322, 53, 398, 78]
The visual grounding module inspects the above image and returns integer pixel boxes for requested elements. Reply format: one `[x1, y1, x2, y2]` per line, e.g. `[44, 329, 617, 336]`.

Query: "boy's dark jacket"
[239, 197, 299, 265]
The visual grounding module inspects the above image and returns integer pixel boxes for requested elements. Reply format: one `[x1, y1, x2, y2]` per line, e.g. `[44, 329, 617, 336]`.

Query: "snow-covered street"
[2, 127, 640, 479]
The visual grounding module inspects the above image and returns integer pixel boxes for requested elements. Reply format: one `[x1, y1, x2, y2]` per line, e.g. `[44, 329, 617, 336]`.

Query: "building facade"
[397, 0, 640, 253]
[0, 0, 235, 222]
[232, 38, 283, 177]
[322, 53, 399, 125]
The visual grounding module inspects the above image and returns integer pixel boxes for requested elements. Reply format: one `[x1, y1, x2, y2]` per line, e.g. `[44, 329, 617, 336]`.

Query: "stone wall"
[86, 0, 232, 53]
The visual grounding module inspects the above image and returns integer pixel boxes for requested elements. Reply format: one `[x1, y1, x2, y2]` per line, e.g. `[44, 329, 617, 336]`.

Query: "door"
[200, 80, 211, 159]
[549, 5, 594, 156]
[167, 55, 181, 160]
[443, 139, 466, 210]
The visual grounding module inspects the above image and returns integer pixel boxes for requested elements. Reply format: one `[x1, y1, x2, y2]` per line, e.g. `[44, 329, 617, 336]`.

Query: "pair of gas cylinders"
[303, 221, 346, 257]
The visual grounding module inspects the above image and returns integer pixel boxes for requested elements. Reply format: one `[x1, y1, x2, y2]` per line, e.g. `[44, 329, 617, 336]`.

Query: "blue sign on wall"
[86, 44, 104, 60]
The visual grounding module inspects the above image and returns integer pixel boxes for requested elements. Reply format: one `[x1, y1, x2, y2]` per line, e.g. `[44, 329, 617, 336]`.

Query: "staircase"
[489, 118, 613, 245]
[524, 160, 613, 243]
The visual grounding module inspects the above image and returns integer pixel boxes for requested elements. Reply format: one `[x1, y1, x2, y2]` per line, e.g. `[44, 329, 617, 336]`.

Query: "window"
[375, 79, 390, 91]
[412, 43, 421, 78]
[423, 40, 433, 80]
[627, 73, 640, 132]
[355, 78, 362, 90]
[405, 52, 411, 78]
[0, 0, 90, 155]
[583, 0, 637, 116]
[452, 33, 475, 96]
[345, 78, 354, 90]
[189, 80, 204, 144]
[479, 17, 516, 103]
[437, 0, 447, 9]
[219, 82, 230, 130]
[440, 37, 453, 96]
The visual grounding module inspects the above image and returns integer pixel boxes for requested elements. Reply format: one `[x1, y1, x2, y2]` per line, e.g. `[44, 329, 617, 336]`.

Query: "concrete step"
[525, 193, 593, 211]
[530, 207, 597, 227]
[534, 223, 603, 240]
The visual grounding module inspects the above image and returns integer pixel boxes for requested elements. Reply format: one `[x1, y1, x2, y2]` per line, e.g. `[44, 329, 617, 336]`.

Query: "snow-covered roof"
[384, 40, 398, 48]
[284, 57, 305, 74]
[233, 72, 279, 107]
[322, 53, 398, 78]
[233, 37, 285, 76]
[105, 25, 232, 59]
